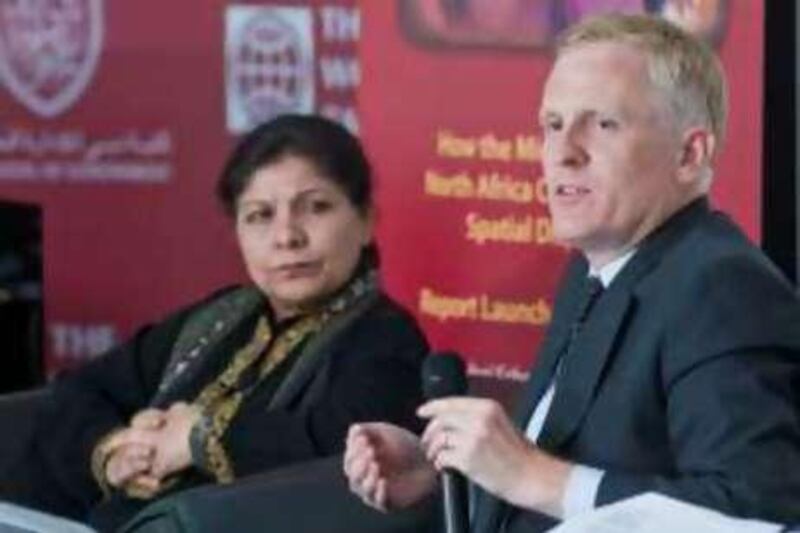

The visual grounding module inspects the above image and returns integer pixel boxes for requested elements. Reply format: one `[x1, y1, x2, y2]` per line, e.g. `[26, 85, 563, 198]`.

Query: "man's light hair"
[558, 14, 728, 146]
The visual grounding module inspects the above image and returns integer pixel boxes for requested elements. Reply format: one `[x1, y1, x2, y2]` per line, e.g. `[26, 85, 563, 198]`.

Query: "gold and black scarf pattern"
[191, 268, 378, 483]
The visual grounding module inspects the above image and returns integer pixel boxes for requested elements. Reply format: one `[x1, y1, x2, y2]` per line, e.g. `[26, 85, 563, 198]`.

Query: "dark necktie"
[561, 276, 604, 368]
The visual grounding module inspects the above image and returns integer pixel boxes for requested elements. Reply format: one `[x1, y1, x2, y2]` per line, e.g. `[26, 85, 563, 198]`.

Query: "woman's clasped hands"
[100, 402, 201, 499]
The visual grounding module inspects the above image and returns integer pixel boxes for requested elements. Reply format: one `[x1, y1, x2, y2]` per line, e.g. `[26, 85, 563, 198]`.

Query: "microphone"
[422, 352, 470, 533]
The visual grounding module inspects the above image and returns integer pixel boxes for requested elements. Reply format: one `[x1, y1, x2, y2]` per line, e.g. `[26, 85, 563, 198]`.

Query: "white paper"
[548, 493, 781, 533]
[0, 502, 96, 533]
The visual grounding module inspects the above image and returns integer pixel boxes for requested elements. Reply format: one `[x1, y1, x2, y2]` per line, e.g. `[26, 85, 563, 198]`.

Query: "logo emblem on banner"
[226, 6, 314, 133]
[0, 0, 104, 118]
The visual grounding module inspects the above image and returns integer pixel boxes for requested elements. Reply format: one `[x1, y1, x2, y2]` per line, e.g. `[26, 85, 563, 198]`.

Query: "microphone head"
[422, 352, 467, 400]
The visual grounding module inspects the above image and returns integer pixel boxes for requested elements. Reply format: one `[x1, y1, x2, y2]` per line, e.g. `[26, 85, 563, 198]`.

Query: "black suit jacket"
[474, 199, 800, 532]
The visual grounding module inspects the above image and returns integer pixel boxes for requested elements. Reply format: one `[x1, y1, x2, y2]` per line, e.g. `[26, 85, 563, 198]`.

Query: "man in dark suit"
[344, 13, 800, 532]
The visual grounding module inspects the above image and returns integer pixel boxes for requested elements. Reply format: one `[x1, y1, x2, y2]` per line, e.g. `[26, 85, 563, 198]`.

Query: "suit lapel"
[267, 292, 379, 409]
[536, 287, 633, 450]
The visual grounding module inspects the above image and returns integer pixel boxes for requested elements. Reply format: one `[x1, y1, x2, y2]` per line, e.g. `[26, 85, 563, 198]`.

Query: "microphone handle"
[442, 469, 469, 533]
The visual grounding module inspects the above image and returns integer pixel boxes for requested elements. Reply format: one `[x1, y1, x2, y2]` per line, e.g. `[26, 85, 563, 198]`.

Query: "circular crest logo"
[227, 9, 313, 131]
[0, 0, 104, 118]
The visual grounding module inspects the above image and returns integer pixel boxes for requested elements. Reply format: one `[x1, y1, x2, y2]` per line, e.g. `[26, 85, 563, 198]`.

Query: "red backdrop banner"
[0, 1, 762, 392]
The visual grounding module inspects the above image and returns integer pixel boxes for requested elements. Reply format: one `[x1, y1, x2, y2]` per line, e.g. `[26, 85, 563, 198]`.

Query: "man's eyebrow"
[540, 108, 613, 121]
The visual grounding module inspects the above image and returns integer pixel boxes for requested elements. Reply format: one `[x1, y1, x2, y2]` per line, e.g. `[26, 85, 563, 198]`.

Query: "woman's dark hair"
[216, 114, 372, 218]
[217, 114, 379, 267]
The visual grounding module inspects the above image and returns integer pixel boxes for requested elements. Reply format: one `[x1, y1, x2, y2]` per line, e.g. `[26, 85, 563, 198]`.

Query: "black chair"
[0, 388, 48, 475]
[0, 200, 44, 393]
[120, 454, 438, 533]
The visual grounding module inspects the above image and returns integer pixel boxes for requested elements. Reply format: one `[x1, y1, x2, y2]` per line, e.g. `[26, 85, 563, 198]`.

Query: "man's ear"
[677, 127, 716, 185]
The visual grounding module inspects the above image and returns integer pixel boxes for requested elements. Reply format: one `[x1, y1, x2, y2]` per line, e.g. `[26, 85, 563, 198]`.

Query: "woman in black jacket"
[2, 115, 427, 531]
